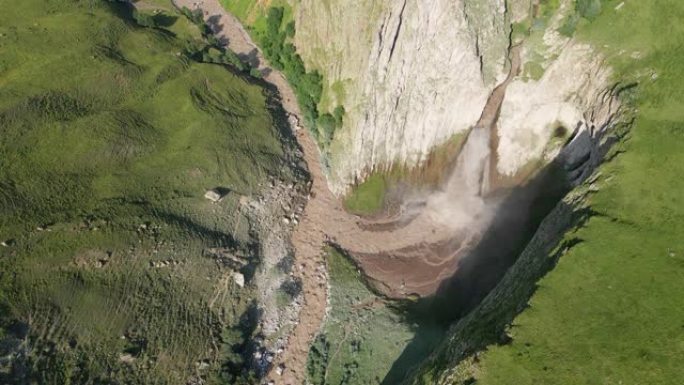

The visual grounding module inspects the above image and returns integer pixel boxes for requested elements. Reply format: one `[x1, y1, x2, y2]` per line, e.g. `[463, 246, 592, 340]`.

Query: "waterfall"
[445, 126, 491, 197]
[424, 126, 492, 230]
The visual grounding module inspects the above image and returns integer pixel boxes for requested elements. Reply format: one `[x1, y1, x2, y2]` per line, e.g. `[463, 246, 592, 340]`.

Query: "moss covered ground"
[305, 249, 420, 385]
[342, 132, 467, 216]
[342, 175, 387, 216]
[0, 0, 292, 383]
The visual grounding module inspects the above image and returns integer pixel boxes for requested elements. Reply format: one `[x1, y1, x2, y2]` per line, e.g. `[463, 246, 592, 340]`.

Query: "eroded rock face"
[291, 0, 619, 193]
[497, 41, 613, 176]
[295, 0, 509, 194]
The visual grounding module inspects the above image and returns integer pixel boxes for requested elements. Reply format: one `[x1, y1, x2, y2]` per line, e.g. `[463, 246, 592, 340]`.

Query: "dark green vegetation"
[177, 6, 253, 74]
[258, 7, 344, 146]
[413, 1, 684, 384]
[221, 1, 345, 147]
[306, 249, 420, 385]
[0, 0, 295, 383]
[342, 174, 387, 216]
[343, 133, 467, 216]
[559, 0, 604, 36]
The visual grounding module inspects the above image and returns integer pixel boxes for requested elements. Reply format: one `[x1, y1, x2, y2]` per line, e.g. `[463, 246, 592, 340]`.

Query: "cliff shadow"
[382, 159, 572, 384]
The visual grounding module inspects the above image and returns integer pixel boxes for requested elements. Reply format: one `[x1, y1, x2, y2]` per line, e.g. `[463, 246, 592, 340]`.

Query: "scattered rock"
[95, 259, 109, 268]
[276, 364, 285, 375]
[239, 195, 250, 206]
[36, 225, 52, 232]
[1, 239, 14, 247]
[288, 114, 300, 130]
[205, 247, 248, 269]
[150, 259, 182, 268]
[233, 272, 245, 288]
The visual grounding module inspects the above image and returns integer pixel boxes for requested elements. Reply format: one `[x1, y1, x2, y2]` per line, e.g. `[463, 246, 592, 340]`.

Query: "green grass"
[448, 1, 684, 383]
[220, 1, 346, 149]
[0, 1, 292, 383]
[342, 132, 466, 216]
[220, 0, 293, 32]
[306, 249, 415, 385]
[342, 174, 387, 216]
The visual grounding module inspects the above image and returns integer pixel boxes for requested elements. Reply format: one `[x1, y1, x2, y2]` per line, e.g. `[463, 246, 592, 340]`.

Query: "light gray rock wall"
[293, 0, 616, 194]
[294, 0, 510, 194]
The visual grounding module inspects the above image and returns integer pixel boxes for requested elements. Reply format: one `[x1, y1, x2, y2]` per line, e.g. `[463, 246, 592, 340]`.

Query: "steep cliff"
[222, 0, 624, 361]
[252, 0, 613, 195]
[294, 0, 509, 193]
[409, 0, 684, 382]
[289, 1, 631, 383]
[408, 93, 629, 384]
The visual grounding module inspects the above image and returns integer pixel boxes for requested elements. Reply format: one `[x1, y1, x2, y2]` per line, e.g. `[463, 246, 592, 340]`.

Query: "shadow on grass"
[152, 13, 178, 28]
[382, 159, 572, 384]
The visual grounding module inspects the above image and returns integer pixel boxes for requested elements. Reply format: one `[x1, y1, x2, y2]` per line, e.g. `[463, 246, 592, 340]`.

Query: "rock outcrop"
[294, 0, 509, 193]
[291, 0, 619, 193]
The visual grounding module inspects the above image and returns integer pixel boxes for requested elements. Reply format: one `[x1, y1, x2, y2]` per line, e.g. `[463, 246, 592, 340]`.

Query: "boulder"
[204, 189, 224, 202]
[233, 272, 245, 288]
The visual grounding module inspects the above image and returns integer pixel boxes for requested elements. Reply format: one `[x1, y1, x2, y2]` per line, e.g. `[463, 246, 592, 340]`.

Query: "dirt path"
[170, 1, 520, 383]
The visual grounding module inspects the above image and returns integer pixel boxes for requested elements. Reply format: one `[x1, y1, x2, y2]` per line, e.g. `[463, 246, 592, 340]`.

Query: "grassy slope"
[306, 249, 415, 385]
[342, 175, 387, 216]
[467, 1, 684, 383]
[343, 132, 467, 216]
[221, 0, 293, 28]
[0, 1, 288, 383]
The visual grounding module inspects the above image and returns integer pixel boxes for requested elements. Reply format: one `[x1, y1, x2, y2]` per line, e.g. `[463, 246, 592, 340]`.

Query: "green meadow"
[0, 0, 292, 383]
[451, 1, 684, 383]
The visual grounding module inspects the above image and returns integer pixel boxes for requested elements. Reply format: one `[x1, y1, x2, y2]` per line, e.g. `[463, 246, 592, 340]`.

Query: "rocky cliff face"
[291, 0, 617, 194]
[295, 0, 508, 193]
